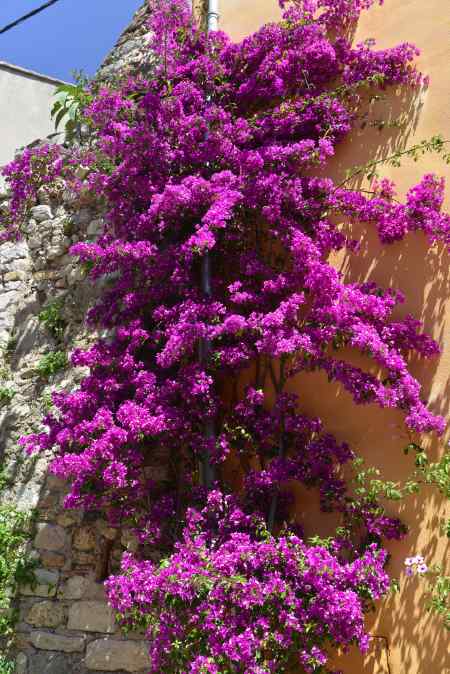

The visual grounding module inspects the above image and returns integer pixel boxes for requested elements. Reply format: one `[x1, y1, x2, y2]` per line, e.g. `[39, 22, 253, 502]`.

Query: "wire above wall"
[0, 0, 62, 36]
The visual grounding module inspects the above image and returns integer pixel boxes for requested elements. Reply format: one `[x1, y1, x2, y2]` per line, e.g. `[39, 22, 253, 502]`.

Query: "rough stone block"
[26, 601, 65, 628]
[57, 512, 80, 528]
[28, 652, 72, 674]
[0, 241, 28, 262]
[73, 526, 96, 551]
[68, 601, 116, 633]
[34, 524, 67, 552]
[30, 631, 85, 654]
[21, 569, 59, 598]
[40, 551, 66, 569]
[30, 205, 53, 222]
[15, 652, 28, 674]
[62, 576, 105, 601]
[85, 638, 150, 672]
[0, 292, 17, 312]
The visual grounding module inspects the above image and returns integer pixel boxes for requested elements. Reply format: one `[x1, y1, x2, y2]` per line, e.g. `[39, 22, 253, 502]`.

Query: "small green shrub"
[0, 656, 15, 674]
[36, 351, 68, 380]
[41, 391, 54, 413]
[38, 298, 66, 342]
[3, 337, 17, 363]
[428, 570, 450, 629]
[0, 506, 36, 638]
[0, 388, 15, 407]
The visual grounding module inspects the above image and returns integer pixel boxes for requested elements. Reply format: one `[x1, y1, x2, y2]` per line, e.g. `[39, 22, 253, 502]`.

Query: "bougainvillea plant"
[2, 0, 449, 671]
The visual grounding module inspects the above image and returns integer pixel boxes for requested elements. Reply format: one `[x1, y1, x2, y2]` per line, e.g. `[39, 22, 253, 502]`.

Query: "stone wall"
[0, 4, 158, 673]
[96, 3, 152, 84]
[0, 175, 152, 674]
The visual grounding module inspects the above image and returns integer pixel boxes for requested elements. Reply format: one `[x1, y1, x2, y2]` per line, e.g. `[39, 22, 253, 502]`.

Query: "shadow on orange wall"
[221, 1, 450, 672]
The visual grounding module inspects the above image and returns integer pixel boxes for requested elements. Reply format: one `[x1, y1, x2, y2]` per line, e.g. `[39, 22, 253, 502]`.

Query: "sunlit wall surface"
[221, 2, 450, 672]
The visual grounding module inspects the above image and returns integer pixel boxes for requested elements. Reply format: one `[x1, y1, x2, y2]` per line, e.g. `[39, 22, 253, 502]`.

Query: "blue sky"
[0, 0, 144, 82]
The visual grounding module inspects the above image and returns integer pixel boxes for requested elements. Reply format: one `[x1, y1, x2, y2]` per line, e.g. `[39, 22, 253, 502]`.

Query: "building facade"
[0, 62, 65, 168]
[222, 2, 450, 673]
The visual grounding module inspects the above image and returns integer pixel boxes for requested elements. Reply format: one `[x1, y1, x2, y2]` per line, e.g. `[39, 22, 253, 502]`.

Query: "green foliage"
[351, 453, 450, 632]
[36, 351, 68, 380]
[0, 656, 15, 674]
[51, 73, 93, 142]
[352, 457, 420, 502]
[403, 446, 450, 629]
[424, 566, 450, 630]
[419, 449, 450, 498]
[40, 391, 54, 413]
[0, 506, 36, 638]
[4, 337, 17, 363]
[403, 441, 429, 468]
[0, 388, 15, 407]
[0, 471, 13, 492]
[38, 298, 66, 342]
[444, 519, 450, 539]
[340, 135, 450, 187]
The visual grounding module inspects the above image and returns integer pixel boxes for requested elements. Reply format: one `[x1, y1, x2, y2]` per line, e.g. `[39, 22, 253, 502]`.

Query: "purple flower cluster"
[107, 492, 390, 673]
[2, 0, 447, 670]
[0, 145, 63, 242]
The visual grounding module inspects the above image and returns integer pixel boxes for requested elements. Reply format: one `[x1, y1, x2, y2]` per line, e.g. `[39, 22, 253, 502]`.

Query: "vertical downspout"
[199, 0, 219, 491]
[207, 0, 219, 32]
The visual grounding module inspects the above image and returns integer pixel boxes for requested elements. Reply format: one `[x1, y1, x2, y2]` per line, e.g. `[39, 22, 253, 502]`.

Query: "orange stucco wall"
[220, 2, 450, 673]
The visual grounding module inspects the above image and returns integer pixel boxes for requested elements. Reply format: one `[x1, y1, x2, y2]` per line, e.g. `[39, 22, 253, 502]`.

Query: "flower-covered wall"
[0, 2, 448, 674]
[221, 1, 450, 673]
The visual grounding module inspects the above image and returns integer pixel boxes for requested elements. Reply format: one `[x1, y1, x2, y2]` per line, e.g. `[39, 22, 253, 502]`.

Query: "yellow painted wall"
[220, 2, 450, 672]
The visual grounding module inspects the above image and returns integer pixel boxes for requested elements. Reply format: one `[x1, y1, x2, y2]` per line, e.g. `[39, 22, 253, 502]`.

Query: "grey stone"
[30, 205, 53, 222]
[27, 236, 42, 249]
[66, 265, 85, 285]
[34, 524, 67, 551]
[0, 241, 28, 262]
[16, 653, 28, 674]
[85, 639, 150, 672]
[117, 38, 142, 57]
[21, 568, 59, 597]
[38, 219, 54, 234]
[26, 600, 65, 627]
[63, 575, 106, 601]
[0, 292, 18, 312]
[6, 257, 31, 272]
[71, 208, 91, 226]
[15, 316, 43, 359]
[62, 575, 88, 600]
[21, 218, 37, 235]
[30, 631, 85, 653]
[4, 281, 22, 291]
[87, 219, 103, 237]
[68, 601, 116, 633]
[46, 246, 66, 260]
[28, 652, 70, 674]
